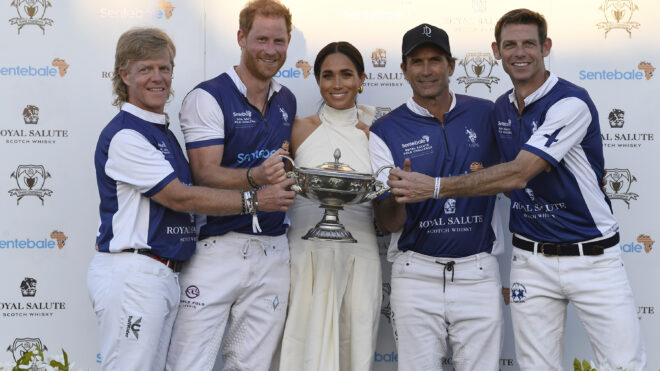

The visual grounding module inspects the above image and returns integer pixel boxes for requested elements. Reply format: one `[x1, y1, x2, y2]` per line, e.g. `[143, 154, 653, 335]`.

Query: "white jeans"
[390, 251, 502, 371]
[165, 232, 290, 371]
[509, 243, 646, 370]
[87, 251, 180, 371]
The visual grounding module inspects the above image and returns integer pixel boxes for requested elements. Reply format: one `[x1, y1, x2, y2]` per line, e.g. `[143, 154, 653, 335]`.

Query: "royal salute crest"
[604, 168, 638, 207]
[8, 0, 53, 34]
[371, 48, 386, 68]
[9, 164, 53, 205]
[456, 52, 500, 92]
[597, 0, 640, 38]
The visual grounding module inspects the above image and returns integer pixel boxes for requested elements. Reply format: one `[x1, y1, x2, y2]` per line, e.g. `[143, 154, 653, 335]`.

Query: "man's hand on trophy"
[388, 158, 435, 203]
[254, 148, 290, 186]
[257, 177, 297, 212]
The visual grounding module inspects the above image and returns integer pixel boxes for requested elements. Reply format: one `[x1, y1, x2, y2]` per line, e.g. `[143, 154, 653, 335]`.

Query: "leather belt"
[125, 248, 184, 273]
[512, 233, 619, 256]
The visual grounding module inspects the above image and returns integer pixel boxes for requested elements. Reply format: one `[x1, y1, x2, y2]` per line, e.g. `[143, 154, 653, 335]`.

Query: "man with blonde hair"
[88, 27, 295, 371]
[165, 1, 297, 370]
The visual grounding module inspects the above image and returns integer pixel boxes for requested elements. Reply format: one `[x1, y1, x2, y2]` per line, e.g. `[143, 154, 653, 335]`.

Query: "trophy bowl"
[281, 148, 392, 243]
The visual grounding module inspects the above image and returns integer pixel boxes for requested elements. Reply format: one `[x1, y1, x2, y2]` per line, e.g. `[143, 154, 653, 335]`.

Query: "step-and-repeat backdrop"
[1, 1, 657, 370]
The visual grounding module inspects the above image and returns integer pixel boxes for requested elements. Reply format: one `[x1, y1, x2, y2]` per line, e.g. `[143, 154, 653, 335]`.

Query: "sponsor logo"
[637, 306, 654, 320]
[1, 105, 70, 145]
[185, 285, 199, 299]
[638, 234, 654, 253]
[9, 0, 53, 34]
[500, 359, 515, 367]
[525, 188, 535, 201]
[371, 48, 386, 68]
[380, 282, 392, 323]
[9, 164, 53, 205]
[400, 135, 432, 158]
[497, 120, 512, 138]
[232, 110, 256, 128]
[275, 60, 311, 79]
[456, 52, 500, 92]
[421, 25, 432, 37]
[1, 277, 66, 318]
[443, 198, 456, 214]
[510, 282, 526, 303]
[465, 127, 479, 147]
[0, 58, 68, 78]
[23, 105, 39, 125]
[158, 1, 174, 19]
[579, 62, 653, 80]
[374, 107, 391, 120]
[531, 120, 538, 133]
[0, 230, 67, 250]
[279, 106, 289, 126]
[7, 338, 48, 363]
[365, 48, 404, 89]
[443, 13, 495, 33]
[157, 141, 171, 157]
[272, 296, 279, 310]
[597, 0, 640, 38]
[608, 108, 625, 128]
[621, 234, 654, 254]
[237, 149, 277, 164]
[295, 60, 311, 78]
[99, 1, 175, 20]
[604, 168, 638, 207]
[601, 109, 654, 149]
[180, 284, 205, 310]
[511, 199, 567, 219]
[374, 352, 398, 363]
[472, 0, 487, 12]
[125, 316, 141, 340]
[20, 277, 37, 297]
[638, 61, 655, 80]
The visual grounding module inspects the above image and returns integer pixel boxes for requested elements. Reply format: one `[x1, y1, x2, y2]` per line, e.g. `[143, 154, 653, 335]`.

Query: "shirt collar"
[121, 102, 169, 126]
[405, 89, 457, 118]
[227, 66, 282, 100]
[508, 71, 559, 109]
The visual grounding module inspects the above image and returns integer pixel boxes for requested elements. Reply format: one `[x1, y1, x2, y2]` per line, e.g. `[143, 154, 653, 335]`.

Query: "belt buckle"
[539, 242, 556, 256]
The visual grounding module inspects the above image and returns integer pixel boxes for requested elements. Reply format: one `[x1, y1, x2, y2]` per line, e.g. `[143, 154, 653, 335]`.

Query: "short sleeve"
[105, 129, 176, 196]
[369, 131, 395, 201]
[179, 88, 225, 149]
[522, 97, 591, 167]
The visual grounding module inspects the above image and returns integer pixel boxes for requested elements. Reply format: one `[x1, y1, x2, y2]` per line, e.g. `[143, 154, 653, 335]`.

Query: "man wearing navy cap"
[369, 23, 504, 370]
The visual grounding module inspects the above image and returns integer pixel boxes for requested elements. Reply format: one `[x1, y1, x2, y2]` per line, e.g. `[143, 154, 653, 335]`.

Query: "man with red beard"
[165, 1, 296, 370]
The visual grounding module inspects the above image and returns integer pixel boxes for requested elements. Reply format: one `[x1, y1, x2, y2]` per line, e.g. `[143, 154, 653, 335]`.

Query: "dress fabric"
[278, 104, 382, 371]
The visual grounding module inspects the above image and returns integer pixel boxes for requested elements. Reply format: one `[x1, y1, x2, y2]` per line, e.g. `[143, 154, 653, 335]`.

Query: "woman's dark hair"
[313, 41, 365, 82]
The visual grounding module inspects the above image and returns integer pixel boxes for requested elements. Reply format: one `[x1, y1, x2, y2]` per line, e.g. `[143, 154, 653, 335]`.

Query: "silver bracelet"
[433, 177, 441, 199]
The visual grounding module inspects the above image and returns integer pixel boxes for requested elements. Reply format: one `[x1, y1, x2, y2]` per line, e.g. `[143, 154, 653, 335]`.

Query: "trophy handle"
[363, 165, 394, 201]
[279, 155, 303, 194]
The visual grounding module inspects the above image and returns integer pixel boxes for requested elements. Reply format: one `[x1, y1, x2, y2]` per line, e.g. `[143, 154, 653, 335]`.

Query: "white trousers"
[165, 232, 290, 371]
[390, 251, 503, 371]
[509, 243, 646, 370]
[87, 251, 180, 371]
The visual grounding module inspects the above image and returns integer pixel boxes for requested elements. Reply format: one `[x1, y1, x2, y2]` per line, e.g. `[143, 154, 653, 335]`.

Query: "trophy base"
[301, 205, 358, 243]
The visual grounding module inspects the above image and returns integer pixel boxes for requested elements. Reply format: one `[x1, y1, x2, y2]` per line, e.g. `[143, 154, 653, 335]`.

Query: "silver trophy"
[281, 148, 392, 243]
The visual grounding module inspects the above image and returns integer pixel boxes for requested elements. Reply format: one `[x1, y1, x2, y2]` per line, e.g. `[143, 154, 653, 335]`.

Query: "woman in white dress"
[278, 42, 382, 371]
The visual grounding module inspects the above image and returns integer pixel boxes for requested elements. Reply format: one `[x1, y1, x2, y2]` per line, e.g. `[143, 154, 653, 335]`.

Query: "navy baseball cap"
[402, 23, 451, 58]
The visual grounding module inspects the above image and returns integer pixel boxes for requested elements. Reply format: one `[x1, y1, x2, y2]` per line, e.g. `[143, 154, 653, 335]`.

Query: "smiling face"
[401, 44, 455, 103]
[238, 14, 290, 81]
[119, 49, 172, 114]
[318, 52, 365, 110]
[492, 23, 551, 92]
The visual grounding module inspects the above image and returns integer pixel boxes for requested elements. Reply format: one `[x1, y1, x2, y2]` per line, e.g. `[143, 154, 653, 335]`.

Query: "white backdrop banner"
[0, 1, 657, 370]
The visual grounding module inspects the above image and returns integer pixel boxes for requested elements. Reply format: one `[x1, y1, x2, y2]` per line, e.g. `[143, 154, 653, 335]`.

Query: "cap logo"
[422, 25, 432, 37]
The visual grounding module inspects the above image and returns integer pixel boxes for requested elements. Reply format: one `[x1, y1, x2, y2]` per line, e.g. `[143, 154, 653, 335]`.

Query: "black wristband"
[246, 167, 259, 189]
